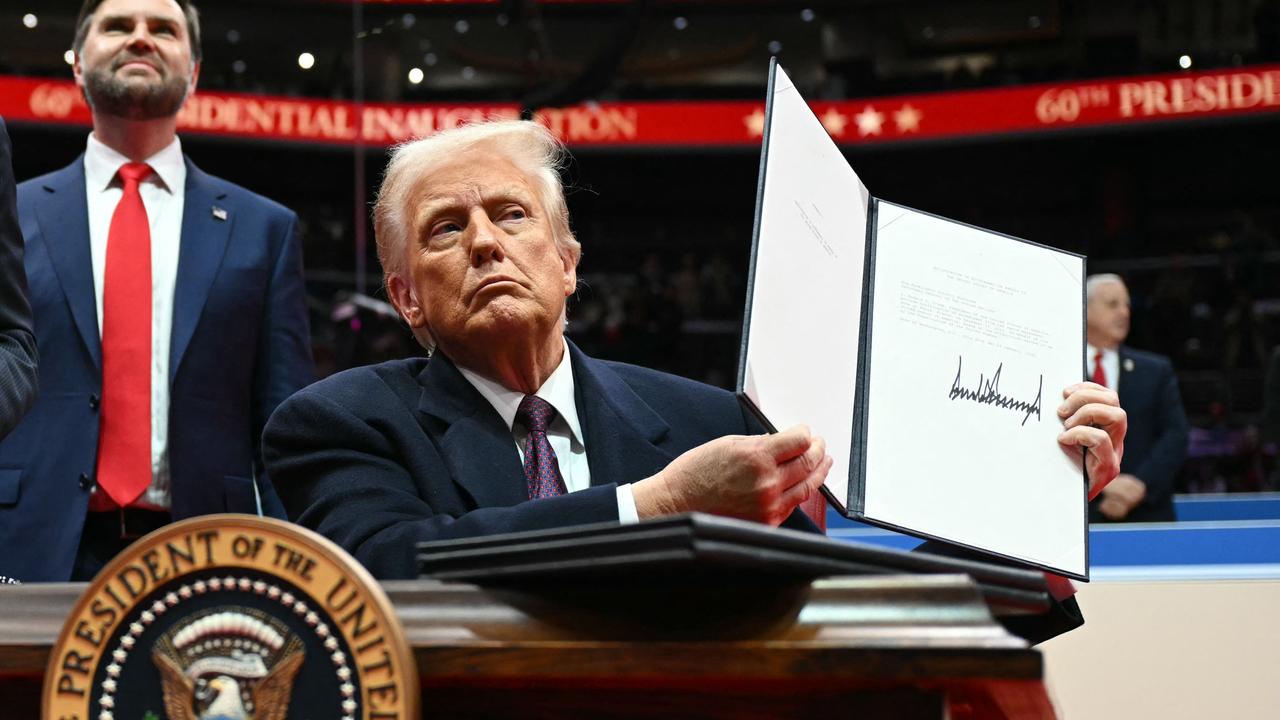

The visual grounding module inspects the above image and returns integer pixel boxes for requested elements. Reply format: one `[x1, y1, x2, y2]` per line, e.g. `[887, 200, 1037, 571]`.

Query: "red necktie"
[95, 162, 153, 508]
[517, 395, 567, 499]
[1091, 350, 1107, 388]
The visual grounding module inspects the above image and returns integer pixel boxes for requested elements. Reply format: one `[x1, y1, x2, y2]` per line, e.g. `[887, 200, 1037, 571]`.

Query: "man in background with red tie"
[0, 0, 314, 581]
[1086, 273, 1189, 522]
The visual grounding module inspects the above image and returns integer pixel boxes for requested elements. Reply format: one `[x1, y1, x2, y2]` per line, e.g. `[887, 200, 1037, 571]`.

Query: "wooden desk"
[0, 574, 1054, 719]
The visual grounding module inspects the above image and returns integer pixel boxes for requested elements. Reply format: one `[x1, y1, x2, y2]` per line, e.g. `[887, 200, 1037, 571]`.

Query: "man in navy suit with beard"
[1086, 273, 1189, 522]
[263, 120, 1127, 588]
[0, 0, 313, 581]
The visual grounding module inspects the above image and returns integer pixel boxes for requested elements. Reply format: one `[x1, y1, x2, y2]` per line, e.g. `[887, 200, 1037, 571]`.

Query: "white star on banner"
[819, 108, 849, 136]
[894, 104, 923, 133]
[744, 108, 766, 137]
[853, 105, 885, 136]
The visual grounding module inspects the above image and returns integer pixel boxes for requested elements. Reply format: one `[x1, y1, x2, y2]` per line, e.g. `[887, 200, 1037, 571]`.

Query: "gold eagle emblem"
[152, 609, 304, 720]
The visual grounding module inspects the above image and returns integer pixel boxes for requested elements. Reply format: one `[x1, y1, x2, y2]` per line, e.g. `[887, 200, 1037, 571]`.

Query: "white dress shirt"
[457, 340, 640, 524]
[1086, 344, 1120, 391]
[84, 133, 186, 510]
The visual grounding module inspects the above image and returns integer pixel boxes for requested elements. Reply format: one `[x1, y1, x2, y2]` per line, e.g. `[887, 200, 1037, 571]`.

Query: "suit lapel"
[1117, 347, 1127, 404]
[569, 343, 675, 488]
[33, 159, 101, 370]
[1117, 346, 1143, 405]
[170, 159, 233, 382]
[416, 354, 529, 508]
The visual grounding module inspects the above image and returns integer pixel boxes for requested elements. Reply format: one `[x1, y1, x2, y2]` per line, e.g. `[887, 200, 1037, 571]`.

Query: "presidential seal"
[43, 515, 417, 720]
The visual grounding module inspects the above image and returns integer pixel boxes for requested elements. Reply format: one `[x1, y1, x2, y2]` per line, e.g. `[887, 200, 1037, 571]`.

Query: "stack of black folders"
[417, 513, 1050, 619]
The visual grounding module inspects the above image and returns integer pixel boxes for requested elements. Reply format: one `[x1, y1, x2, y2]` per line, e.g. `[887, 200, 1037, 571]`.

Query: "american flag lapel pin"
[1123, 358, 1134, 372]
[212, 206, 228, 221]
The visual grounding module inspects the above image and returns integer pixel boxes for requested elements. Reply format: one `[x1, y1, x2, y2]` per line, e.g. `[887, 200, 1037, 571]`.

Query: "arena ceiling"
[2, 1, 1275, 110]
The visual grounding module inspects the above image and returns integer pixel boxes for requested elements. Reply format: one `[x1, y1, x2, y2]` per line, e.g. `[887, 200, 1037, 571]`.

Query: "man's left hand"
[1098, 472, 1146, 519]
[1057, 381, 1127, 500]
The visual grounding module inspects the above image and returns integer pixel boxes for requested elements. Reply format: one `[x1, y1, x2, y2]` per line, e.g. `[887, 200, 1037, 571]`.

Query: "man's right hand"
[631, 425, 832, 526]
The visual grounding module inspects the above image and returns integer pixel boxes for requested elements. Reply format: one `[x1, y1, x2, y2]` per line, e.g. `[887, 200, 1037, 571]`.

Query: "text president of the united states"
[263, 120, 1125, 581]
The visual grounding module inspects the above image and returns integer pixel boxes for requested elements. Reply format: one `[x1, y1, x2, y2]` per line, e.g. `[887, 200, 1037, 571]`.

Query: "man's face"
[388, 148, 577, 359]
[74, 0, 197, 120]
[1087, 280, 1131, 348]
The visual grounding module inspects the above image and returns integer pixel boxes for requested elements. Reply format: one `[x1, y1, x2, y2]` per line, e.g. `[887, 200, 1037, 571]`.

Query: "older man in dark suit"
[1086, 273, 1189, 522]
[0, 118, 38, 439]
[264, 120, 1126, 585]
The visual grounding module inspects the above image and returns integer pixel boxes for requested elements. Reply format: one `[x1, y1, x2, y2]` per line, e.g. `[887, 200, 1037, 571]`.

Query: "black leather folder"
[417, 513, 1051, 615]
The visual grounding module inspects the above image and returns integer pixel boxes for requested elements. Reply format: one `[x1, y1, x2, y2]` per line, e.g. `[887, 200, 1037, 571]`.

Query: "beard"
[82, 54, 190, 120]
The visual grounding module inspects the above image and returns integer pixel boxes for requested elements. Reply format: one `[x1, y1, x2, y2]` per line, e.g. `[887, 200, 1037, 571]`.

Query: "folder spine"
[847, 198, 880, 515]
[735, 57, 780, 402]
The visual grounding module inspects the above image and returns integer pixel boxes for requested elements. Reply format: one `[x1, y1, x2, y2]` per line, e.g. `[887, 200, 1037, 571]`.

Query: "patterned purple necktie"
[517, 395, 568, 499]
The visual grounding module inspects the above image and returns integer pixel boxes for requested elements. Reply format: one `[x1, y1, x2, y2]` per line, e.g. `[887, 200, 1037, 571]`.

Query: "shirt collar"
[84, 133, 185, 195]
[456, 340, 584, 445]
[1086, 343, 1118, 362]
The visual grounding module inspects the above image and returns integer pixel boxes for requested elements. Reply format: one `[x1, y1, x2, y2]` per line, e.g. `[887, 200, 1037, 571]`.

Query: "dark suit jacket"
[264, 342, 815, 580]
[0, 119, 37, 439]
[0, 154, 315, 581]
[1089, 345, 1189, 523]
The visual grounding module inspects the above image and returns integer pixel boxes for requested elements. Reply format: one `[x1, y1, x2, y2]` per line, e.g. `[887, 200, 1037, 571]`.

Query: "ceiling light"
[673, 17, 688, 31]
[232, 60, 246, 74]
[454, 20, 469, 35]
[767, 40, 783, 54]
[23, 13, 38, 29]
[461, 66, 476, 80]
[297, 52, 315, 70]
[408, 67, 424, 84]
[800, 9, 815, 23]
[64, 50, 75, 65]
[1179, 54, 1192, 69]
[424, 52, 438, 67]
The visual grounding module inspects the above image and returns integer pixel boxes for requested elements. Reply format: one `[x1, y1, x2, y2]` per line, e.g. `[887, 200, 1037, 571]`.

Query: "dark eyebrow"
[98, 13, 184, 29]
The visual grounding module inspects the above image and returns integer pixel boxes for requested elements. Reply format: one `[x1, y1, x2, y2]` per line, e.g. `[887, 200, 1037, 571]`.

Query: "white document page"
[741, 65, 870, 508]
[862, 202, 1086, 576]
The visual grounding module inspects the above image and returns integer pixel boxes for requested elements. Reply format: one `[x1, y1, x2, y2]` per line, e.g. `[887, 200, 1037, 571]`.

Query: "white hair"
[373, 120, 580, 282]
[1085, 273, 1125, 301]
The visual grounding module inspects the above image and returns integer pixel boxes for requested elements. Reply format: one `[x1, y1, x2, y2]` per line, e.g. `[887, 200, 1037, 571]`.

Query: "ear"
[560, 251, 577, 298]
[386, 273, 427, 330]
[72, 53, 84, 90]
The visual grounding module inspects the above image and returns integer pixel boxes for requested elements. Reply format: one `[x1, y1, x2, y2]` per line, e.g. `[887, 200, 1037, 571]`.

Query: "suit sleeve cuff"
[615, 484, 640, 525]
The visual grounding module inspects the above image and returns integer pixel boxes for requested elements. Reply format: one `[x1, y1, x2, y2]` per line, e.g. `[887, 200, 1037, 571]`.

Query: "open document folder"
[737, 60, 1089, 579]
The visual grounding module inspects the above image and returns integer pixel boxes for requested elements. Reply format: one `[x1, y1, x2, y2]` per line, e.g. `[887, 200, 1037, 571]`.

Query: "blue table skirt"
[826, 500, 1280, 580]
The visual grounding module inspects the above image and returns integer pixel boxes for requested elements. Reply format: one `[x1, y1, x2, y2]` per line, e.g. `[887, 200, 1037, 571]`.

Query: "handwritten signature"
[948, 356, 1042, 426]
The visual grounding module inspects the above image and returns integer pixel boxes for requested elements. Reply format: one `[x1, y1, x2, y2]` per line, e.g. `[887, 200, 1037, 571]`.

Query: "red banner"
[2, 65, 1278, 148]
